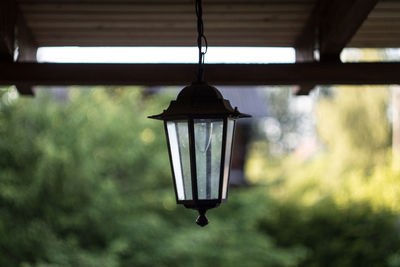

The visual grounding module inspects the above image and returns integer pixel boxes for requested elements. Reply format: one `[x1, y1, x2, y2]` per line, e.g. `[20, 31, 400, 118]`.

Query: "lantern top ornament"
[149, 82, 251, 120]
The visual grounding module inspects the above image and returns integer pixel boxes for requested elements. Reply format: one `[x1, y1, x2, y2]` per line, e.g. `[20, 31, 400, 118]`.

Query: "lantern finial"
[196, 208, 209, 227]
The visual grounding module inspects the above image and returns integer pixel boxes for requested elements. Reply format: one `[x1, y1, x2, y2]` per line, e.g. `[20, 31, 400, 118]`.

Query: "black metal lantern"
[148, 0, 250, 226]
[149, 82, 250, 226]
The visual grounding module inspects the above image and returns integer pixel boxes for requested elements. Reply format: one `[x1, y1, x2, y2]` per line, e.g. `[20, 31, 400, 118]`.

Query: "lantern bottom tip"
[196, 209, 209, 227]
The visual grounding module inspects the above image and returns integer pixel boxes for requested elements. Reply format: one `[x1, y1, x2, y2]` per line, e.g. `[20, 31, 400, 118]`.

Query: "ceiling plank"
[26, 21, 305, 30]
[23, 13, 309, 22]
[35, 39, 295, 47]
[19, 3, 313, 13]
[0, 62, 400, 86]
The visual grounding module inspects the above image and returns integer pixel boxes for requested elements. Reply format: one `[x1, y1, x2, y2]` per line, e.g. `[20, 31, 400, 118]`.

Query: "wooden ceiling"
[2, 0, 400, 96]
[350, 0, 400, 47]
[18, 0, 313, 47]
[16, 0, 400, 48]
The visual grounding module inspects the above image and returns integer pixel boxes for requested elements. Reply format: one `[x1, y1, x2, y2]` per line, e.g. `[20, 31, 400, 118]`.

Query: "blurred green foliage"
[247, 86, 400, 266]
[259, 199, 400, 267]
[317, 86, 391, 175]
[1, 85, 399, 267]
[0, 88, 305, 267]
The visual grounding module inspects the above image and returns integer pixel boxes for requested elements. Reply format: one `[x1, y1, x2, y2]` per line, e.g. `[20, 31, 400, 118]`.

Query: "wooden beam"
[0, 0, 16, 61]
[294, 0, 325, 95]
[0, 62, 399, 86]
[15, 11, 38, 96]
[294, 84, 315, 96]
[0, 0, 35, 95]
[319, 0, 379, 61]
[294, 2, 320, 63]
[294, 0, 378, 95]
[16, 13, 37, 62]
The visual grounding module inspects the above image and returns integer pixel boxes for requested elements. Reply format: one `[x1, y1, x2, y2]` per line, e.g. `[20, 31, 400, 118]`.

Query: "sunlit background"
[37, 47, 295, 63]
[1, 47, 400, 267]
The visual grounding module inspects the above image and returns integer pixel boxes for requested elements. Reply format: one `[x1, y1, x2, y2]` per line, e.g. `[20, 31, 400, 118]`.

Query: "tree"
[316, 86, 391, 174]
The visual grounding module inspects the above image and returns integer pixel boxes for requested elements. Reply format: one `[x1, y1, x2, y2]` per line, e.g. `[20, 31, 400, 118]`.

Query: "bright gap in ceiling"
[37, 47, 295, 64]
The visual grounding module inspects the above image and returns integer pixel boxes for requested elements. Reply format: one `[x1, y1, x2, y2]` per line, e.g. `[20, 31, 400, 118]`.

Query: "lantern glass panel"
[166, 121, 193, 200]
[194, 119, 223, 200]
[222, 119, 235, 199]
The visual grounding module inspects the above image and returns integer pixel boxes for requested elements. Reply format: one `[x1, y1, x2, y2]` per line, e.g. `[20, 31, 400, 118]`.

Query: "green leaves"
[0, 88, 304, 267]
[1, 86, 398, 267]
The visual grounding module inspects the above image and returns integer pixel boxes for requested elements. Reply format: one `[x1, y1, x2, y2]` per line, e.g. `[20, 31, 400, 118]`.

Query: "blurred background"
[1, 48, 400, 267]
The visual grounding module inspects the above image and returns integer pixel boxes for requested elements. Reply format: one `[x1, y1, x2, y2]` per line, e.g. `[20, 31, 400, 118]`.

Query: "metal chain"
[196, 0, 208, 82]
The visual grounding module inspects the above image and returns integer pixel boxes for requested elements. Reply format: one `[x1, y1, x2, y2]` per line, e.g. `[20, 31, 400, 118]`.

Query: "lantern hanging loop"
[196, 0, 208, 82]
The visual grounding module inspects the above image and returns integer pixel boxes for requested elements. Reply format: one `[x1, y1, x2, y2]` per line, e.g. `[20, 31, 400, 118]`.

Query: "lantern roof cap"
[149, 82, 251, 120]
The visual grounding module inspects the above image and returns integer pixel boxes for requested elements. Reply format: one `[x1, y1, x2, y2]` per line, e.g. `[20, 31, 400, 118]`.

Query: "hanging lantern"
[148, 0, 250, 226]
